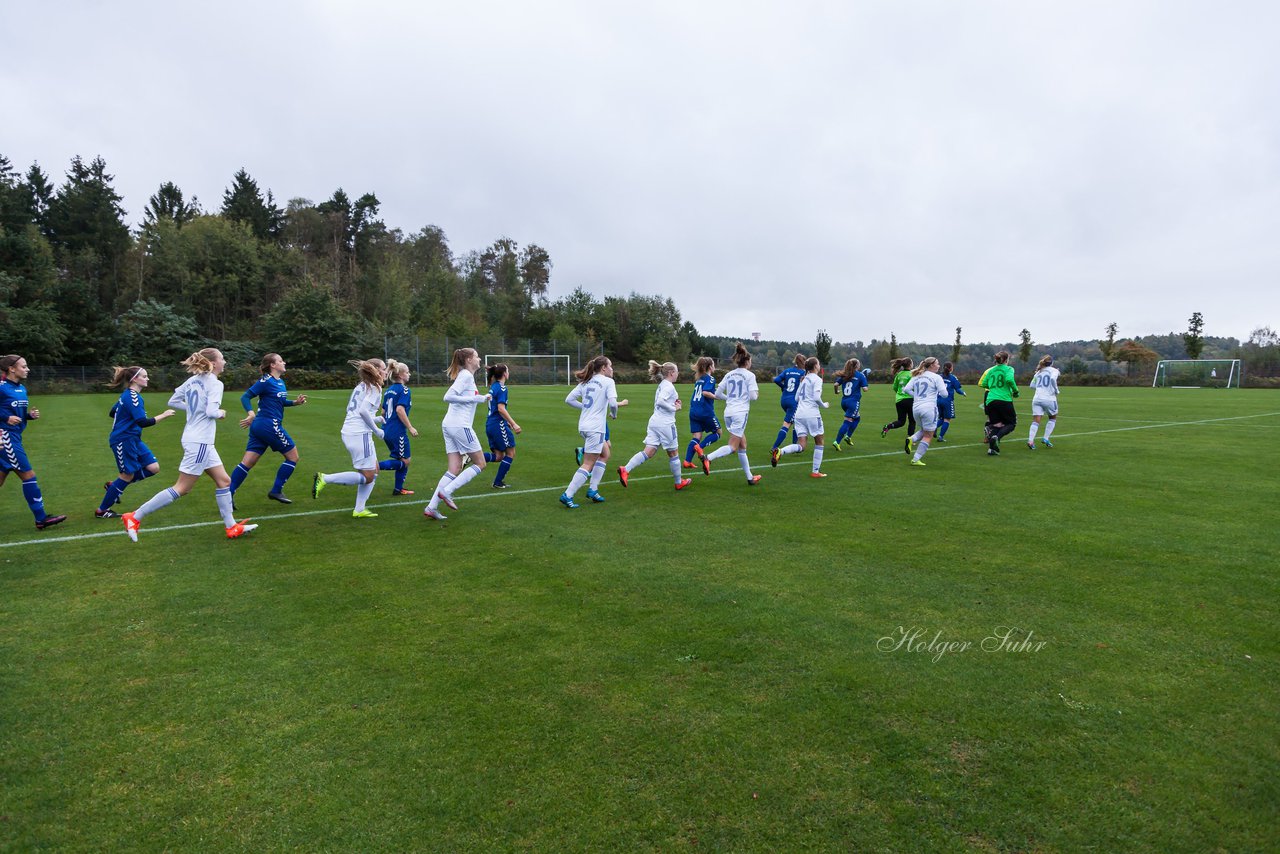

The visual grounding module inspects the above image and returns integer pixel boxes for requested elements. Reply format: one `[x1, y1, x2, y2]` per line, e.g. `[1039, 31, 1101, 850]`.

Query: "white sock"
[780, 443, 801, 456]
[134, 486, 179, 521]
[1029, 423, 1039, 443]
[812, 446, 824, 472]
[910, 430, 923, 443]
[738, 450, 753, 478]
[214, 486, 236, 526]
[706, 445, 734, 462]
[325, 471, 366, 486]
[355, 477, 375, 512]
[913, 440, 930, 462]
[427, 472, 455, 510]
[668, 455, 682, 483]
[446, 464, 481, 495]
[588, 460, 606, 490]
[565, 468, 589, 498]
[625, 451, 647, 472]
[1044, 420, 1056, 439]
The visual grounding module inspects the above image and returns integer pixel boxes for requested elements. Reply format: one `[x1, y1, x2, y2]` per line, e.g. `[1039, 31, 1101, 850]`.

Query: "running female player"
[618, 360, 689, 492]
[830, 358, 868, 450]
[122, 349, 254, 541]
[682, 356, 719, 474]
[97, 365, 176, 518]
[0, 354, 67, 530]
[485, 363, 521, 489]
[379, 359, 419, 495]
[772, 357, 830, 477]
[703, 343, 762, 484]
[312, 358, 387, 517]
[422, 348, 490, 520]
[902, 357, 948, 466]
[229, 353, 307, 505]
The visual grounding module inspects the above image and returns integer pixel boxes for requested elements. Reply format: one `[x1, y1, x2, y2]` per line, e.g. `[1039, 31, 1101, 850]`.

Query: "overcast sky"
[5, 1, 1278, 345]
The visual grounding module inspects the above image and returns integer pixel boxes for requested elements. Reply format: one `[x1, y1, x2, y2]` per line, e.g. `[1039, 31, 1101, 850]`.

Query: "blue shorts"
[0, 432, 32, 473]
[110, 437, 158, 475]
[486, 420, 516, 451]
[780, 401, 797, 423]
[688, 412, 720, 435]
[937, 398, 956, 420]
[383, 429, 411, 459]
[841, 401, 861, 419]
[246, 418, 296, 455]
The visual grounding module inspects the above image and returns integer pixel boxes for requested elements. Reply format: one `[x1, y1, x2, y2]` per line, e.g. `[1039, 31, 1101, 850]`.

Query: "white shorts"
[178, 441, 223, 476]
[443, 424, 482, 455]
[644, 418, 679, 451]
[913, 405, 939, 433]
[580, 430, 606, 455]
[794, 415, 824, 438]
[343, 431, 378, 470]
[725, 410, 749, 438]
[1032, 399, 1059, 417]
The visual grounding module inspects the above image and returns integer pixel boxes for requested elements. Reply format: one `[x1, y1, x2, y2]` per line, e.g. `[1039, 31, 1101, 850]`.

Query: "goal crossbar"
[484, 354, 573, 386]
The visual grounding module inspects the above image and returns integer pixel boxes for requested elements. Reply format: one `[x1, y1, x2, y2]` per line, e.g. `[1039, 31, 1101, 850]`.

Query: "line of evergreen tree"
[0, 154, 705, 368]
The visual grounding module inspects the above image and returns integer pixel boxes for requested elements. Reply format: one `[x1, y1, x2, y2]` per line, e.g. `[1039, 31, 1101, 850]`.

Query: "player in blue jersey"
[0, 354, 67, 530]
[682, 356, 719, 475]
[378, 359, 419, 495]
[830, 359, 869, 451]
[770, 353, 807, 452]
[229, 353, 308, 505]
[484, 363, 521, 489]
[935, 361, 966, 442]
[96, 365, 177, 518]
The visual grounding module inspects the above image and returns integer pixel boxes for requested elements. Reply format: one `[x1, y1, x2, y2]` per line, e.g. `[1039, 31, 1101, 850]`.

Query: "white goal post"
[484, 354, 573, 385]
[1152, 359, 1241, 388]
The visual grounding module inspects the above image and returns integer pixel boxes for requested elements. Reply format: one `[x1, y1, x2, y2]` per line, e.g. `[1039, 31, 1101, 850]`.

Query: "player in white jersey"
[772, 357, 831, 477]
[560, 356, 628, 508]
[122, 349, 256, 541]
[313, 359, 387, 517]
[1026, 355, 1061, 449]
[901, 357, 949, 466]
[703, 342, 763, 484]
[423, 348, 491, 520]
[618, 361, 690, 492]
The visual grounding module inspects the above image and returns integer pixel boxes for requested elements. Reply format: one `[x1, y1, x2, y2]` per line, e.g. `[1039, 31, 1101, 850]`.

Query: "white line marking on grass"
[6, 411, 1278, 549]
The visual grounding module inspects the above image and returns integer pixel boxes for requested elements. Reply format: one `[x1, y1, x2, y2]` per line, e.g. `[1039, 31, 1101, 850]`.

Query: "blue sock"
[134, 467, 156, 481]
[229, 463, 250, 493]
[699, 431, 720, 449]
[938, 421, 950, 438]
[495, 457, 513, 485]
[684, 440, 699, 463]
[378, 458, 403, 471]
[483, 452, 495, 463]
[22, 478, 46, 522]
[100, 477, 129, 512]
[773, 426, 789, 449]
[272, 460, 296, 493]
[849, 416, 861, 435]
[395, 464, 408, 491]
[835, 424, 848, 444]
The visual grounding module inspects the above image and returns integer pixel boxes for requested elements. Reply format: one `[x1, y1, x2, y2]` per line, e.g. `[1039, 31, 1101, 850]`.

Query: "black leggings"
[884, 398, 916, 433]
[985, 400, 1017, 439]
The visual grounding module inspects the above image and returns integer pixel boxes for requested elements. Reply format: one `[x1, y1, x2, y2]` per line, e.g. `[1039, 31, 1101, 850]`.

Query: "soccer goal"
[1152, 359, 1241, 388]
[484, 354, 573, 385]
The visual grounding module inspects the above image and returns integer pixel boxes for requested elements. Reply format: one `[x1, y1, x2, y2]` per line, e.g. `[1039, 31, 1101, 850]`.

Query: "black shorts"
[984, 399, 1017, 426]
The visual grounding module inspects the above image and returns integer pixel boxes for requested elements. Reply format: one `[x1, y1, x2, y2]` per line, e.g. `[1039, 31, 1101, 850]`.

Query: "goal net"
[1152, 359, 1241, 388]
[484, 354, 573, 385]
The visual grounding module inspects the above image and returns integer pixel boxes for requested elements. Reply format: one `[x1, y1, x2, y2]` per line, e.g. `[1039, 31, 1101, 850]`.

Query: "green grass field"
[2, 385, 1277, 852]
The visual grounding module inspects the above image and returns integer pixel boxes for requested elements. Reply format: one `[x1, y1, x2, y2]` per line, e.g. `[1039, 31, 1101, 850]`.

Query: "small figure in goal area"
[1027, 355, 1060, 449]
[1211, 369, 1218, 379]
[379, 359, 419, 496]
[484, 363, 521, 489]
[422, 348, 491, 521]
[618, 361, 690, 492]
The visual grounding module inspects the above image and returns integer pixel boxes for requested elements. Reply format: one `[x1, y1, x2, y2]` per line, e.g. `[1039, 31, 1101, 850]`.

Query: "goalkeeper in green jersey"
[979, 351, 1019, 455]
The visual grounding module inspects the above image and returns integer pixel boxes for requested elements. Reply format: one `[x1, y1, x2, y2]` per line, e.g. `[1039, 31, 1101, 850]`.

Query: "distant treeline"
[0, 154, 705, 368]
